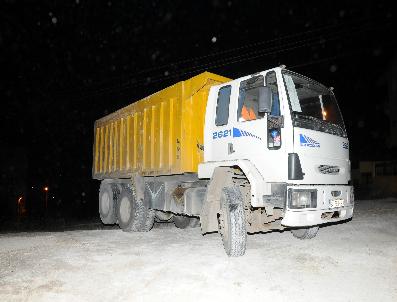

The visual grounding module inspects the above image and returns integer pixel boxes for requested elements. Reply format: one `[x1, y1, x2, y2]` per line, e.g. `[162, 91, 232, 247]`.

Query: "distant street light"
[44, 186, 49, 213]
[17, 196, 23, 217]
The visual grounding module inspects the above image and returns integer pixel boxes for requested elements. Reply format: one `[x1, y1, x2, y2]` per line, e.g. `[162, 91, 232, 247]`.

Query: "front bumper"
[281, 185, 354, 227]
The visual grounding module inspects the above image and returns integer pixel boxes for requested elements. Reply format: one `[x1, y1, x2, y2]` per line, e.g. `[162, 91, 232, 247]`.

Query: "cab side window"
[215, 85, 232, 126]
[237, 75, 265, 122]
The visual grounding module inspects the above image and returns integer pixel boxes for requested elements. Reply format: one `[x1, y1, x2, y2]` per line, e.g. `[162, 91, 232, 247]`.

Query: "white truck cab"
[199, 67, 353, 250]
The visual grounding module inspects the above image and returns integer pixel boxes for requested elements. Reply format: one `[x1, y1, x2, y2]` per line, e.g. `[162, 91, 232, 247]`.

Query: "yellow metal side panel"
[119, 118, 124, 171]
[126, 116, 131, 170]
[175, 87, 182, 172]
[159, 101, 165, 169]
[168, 97, 176, 170]
[143, 108, 149, 170]
[116, 120, 121, 171]
[181, 95, 194, 171]
[104, 125, 109, 174]
[110, 122, 114, 172]
[92, 72, 231, 179]
[108, 123, 113, 173]
[179, 75, 215, 173]
[133, 113, 139, 170]
[113, 121, 119, 172]
[153, 104, 160, 171]
[100, 127, 104, 173]
[94, 128, 100, 174]
[196, 91, 207, 164]
[150, 106, 156, 171]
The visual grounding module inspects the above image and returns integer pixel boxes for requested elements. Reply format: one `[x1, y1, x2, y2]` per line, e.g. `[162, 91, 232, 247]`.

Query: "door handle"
[228, 143, 235, 154]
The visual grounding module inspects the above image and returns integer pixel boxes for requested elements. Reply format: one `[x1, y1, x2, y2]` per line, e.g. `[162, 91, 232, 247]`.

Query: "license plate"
[330, 198, 344, 208]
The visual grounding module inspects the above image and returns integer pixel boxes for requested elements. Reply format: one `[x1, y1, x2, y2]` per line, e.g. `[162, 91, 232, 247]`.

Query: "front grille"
[318, 165, 340, 175]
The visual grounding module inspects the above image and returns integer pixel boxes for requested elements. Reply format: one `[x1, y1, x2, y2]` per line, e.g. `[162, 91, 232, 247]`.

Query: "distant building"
[352, 160, 397, 197]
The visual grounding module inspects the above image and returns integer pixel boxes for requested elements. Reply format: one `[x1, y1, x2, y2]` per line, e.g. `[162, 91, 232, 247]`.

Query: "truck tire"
[291, 226, 319, 239]
[117, 187, 155, 232]
[173, 215, 200, 229]
[218, 186, 247, 257]
[99, 183, 119, 224]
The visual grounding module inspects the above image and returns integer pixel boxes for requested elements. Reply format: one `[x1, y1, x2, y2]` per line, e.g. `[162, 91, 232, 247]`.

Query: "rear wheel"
[218, 186, 247, 257]
[291, 226, 319, 239]
[117, 186, 155, 232]
[99, 183, 119, 224]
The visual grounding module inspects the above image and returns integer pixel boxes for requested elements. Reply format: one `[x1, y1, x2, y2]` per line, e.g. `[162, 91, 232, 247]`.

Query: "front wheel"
[218, 186, 247, 257]
[291, 226, 319, 239]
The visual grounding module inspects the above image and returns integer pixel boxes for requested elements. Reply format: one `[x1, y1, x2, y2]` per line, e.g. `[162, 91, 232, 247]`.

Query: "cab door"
[207, 84, 234, 162]
[227, 71, 288, 183]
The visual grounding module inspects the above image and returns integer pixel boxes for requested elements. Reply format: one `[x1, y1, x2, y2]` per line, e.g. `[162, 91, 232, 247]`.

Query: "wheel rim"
[101, 192, 110, 215]
[119, 196, 131, 223]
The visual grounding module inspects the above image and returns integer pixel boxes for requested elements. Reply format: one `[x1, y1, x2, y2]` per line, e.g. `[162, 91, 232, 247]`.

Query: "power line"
[78, 14, 389, 91]
[78, 19, 390, 99]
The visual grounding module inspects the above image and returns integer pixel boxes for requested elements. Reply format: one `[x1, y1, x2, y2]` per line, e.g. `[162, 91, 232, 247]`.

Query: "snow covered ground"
[1, 199, 396, 302]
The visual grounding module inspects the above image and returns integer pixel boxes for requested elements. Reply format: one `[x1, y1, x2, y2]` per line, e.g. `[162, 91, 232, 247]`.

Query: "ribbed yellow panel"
[143, 108, 149, 170]
[104, 125, 109, 173]
[126, 116, 131, 170]
[100, 127, 104, 173]
[159, 101, 165, 169]
[168, 97, 175, 169]
[119, 118, 124, 171]
[94, 128, 100, 173]
[92, 72, 231, 179]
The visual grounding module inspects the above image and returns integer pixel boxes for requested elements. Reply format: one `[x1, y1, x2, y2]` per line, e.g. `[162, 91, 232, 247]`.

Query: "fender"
[198, 160, 272, 210]
[200, 167, 234, 233]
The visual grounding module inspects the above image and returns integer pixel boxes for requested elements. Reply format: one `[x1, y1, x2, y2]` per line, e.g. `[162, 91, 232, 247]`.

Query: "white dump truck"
[92, 66, 354, 256]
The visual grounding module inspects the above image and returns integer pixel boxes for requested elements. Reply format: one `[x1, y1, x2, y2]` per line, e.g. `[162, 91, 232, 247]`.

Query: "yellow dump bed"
[92, 72, 231, 179]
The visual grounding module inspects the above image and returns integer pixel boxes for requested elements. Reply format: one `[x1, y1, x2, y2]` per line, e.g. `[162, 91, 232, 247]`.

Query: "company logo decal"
[213, 127, 261, 140]
[300, 134, 320, 148]
[342, 142, 349, 149]
[232, 127, 261, 139]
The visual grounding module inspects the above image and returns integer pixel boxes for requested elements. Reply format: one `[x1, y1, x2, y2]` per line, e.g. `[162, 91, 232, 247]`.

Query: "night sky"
[1, 0, 395, 219]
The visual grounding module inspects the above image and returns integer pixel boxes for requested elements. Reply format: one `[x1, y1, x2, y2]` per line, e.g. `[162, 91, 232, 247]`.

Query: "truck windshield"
[283, 71, 346, 137]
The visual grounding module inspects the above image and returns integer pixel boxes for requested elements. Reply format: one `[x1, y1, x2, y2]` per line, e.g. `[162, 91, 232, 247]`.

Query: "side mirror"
[258, 86, 272, 113]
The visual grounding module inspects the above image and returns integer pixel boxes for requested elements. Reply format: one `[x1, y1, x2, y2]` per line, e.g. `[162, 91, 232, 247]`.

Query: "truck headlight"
[288, 189, 317, 209]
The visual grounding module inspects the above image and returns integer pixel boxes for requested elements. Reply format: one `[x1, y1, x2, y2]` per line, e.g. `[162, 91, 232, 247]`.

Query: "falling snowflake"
[211, 36, 217, 43]
[330, 65, 337, 72]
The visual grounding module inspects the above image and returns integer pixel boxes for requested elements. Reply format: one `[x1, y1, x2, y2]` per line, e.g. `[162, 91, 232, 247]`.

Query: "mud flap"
[200, 167, 234, 233]
[131, 173, 146, 205]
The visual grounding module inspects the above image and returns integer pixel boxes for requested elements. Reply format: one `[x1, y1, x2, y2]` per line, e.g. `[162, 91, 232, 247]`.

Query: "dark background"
[0, 0, 395, 226]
